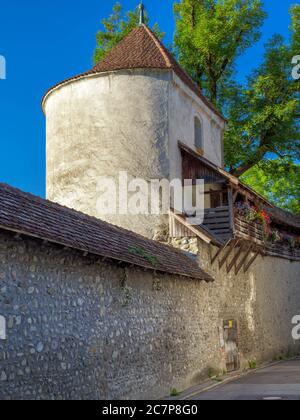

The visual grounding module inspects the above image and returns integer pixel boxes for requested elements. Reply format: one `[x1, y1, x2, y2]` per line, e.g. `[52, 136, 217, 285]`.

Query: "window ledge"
[195, 147, 204, 156]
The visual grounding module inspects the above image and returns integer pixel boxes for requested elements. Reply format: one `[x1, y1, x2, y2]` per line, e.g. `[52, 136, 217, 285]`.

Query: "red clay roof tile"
[43, 25, 225, 122]
[0, 183, 213, 282]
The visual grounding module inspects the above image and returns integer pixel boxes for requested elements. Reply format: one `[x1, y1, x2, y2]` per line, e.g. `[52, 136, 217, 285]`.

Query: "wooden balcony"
[202, 207, 232, 242]
[234, 214, 265, 246]
[169, 207, 300, 262]
[233, 214, 300, 260]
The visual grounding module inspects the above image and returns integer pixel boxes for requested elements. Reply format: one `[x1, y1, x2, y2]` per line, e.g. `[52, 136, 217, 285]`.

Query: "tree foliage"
[241, 160, 300, 214]
[174, 0, 266, 105]
[94, 2, 164, 64]
[174, 1, 299, 212]
[93, 1, 299, 212]
[225, 8, 300, 177]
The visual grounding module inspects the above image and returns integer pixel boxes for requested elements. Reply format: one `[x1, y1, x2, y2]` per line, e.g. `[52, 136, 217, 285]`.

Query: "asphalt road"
[191, 359, 300, 400]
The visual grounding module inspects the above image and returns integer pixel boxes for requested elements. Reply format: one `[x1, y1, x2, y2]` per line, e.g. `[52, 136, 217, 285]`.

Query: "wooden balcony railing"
[234, 214, 265, 245]
[265, 243, 300, 261]
[234, 213, 300, 261]
[169, 207, 300, 262]
[202, 207, 232, 242]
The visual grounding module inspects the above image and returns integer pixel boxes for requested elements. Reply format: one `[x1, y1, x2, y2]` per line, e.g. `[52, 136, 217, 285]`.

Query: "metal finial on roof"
[139, 1, 145, 25]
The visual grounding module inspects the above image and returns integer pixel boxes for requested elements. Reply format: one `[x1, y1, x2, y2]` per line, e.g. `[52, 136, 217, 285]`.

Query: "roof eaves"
[0, 183, 213, 282]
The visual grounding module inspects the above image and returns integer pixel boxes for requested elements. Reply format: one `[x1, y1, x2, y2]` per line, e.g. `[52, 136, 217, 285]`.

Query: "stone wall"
[184, 238, 300, 369]
[0, 230, 300, 400]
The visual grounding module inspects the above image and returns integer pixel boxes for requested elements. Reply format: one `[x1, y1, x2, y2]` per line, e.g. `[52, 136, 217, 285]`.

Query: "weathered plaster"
[45, 69, 171, 239]
[45, 68, 226, 240]
[168, 72, 226, 184]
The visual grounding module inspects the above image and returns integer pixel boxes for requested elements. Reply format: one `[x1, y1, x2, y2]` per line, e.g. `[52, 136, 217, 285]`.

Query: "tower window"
[194, 117, 204, 154]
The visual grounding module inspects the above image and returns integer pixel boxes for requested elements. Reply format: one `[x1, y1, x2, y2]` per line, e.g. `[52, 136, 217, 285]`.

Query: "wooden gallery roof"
[179, 142, 300, 233]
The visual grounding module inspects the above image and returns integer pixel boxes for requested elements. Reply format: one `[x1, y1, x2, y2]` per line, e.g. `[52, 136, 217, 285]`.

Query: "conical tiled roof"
[92, 24, 172, 72]
[43, 24, 225, 121]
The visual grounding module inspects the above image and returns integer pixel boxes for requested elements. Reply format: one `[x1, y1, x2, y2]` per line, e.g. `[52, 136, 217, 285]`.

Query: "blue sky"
[0, 0, 296, 197]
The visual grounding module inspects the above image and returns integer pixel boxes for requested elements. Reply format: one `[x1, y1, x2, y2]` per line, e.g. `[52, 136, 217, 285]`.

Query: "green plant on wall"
[120, 268, 132, 307]
[170, 388, 181, 397]
[152, 277, 162, 292]
[129, 247, 158, 266]
[248, 360, 257, 370]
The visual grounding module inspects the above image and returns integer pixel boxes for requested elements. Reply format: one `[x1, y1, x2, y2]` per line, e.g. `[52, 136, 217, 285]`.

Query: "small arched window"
[194, 117, 203, 152]
[0, 315, 6, 340]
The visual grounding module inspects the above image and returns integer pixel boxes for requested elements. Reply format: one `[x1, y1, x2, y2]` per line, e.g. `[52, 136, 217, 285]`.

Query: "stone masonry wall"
[0, 230, 300, 400]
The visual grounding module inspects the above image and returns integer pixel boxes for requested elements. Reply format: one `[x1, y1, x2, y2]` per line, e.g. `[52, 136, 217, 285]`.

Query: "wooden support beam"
[211, 246, 223, 265]
[235, 244, 253, 275]
[233, 189, 239, 204]
[227, 244, 243, 274]
[219, 239, 239, 269]
[169, 211, 211, 243]
[228, 187, 235, 235]
[244, 251, 260, 273]
[210, 238, 231, 265]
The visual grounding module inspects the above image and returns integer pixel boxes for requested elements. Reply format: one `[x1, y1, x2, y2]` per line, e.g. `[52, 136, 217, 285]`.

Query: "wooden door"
[223, 319, 240, 372]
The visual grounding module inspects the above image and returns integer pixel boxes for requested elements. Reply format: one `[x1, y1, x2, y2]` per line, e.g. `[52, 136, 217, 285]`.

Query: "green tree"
[174, 0, 266, 106]
[290, 4, 300, 54]
[225, 6, 300, 177]
[241, 160, 300, 214]
[174, 1, 299, 212]
[94, 2, 164, 64]
[94, 2, 299, 212]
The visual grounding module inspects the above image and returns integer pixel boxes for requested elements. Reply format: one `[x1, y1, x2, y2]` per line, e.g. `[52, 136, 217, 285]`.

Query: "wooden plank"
[236, 226, 263, 236]
[205, 211, 230, 217]
[235, 231, 264, 246]
[238, 220, 263, 230]
[205, 215, 230, 220]
[204, 207, 229, 213]
[219, 239, 239, 269]
[204, 217, 230, 224]
[228, 187, 235, 235]
[169, 211, 211, 243]
[236, 227, 264, 240]
[204, 213, 229, 219]
[204, 190, 224, 195]
[211, 238, 231, 265]
[218, 234, 232, 239]
[235, 244, 253, 275]
[264, 250, 300, 262]
[244, 251, 260, 273]
[205, 219, 231, 225]
[233, 189, 239, 204]
[169, 212, 197, 238]
[235, 221, 264, 234]
[227, 244, 243, 274]
[203, 223, 231, 230]
[211, 229, 231, 234]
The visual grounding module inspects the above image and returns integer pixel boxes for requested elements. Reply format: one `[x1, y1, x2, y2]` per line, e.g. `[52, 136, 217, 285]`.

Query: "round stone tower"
[43, 24, 173, 239]
[43, 21, 226, 239]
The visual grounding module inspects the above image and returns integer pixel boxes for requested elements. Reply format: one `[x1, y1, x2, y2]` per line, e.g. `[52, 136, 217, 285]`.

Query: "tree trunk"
[230, 148, 268, 178]
[209, 78, 218, 106]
